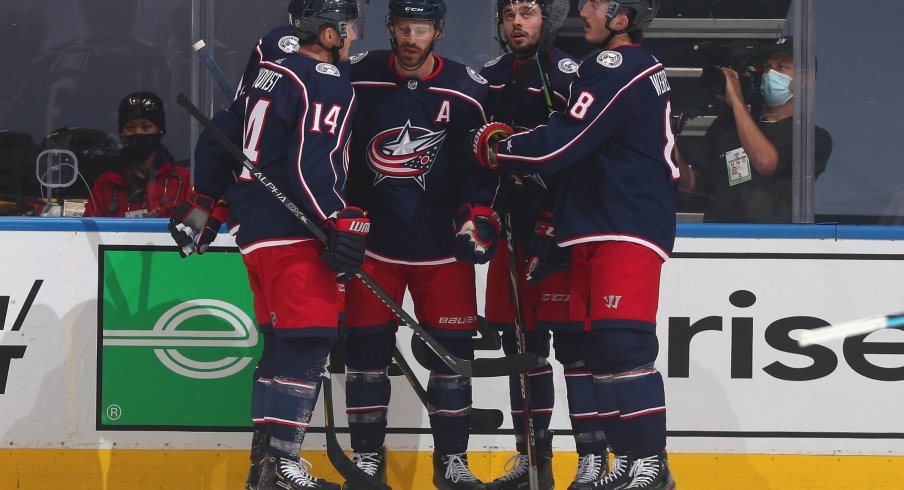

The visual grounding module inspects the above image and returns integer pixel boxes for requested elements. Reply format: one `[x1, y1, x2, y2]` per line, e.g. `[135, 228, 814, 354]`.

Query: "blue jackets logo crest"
[367, 120, 447, 189]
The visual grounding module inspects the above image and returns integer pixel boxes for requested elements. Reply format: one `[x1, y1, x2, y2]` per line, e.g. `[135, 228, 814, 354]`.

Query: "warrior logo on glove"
[367, 120, 447, 189]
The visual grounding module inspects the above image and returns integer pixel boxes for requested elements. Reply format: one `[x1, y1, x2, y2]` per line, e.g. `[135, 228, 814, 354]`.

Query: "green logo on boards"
[98, 247, 259, 429]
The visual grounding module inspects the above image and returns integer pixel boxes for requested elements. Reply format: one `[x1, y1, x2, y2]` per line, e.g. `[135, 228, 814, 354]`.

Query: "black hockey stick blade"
[470, 406, 505, 433]
[176, 93, 544, 378]
[409, 332, 544, 379]
[540, 0, 570, 54]
[393, 346, 505, 432]
[322, 374, 391, 490]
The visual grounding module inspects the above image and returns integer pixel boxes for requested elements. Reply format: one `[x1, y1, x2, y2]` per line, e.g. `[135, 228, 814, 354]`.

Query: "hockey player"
[472, 1, 677, 489]
[340, 1, 499, 488]
[480, 2, 610, 489]
[169, 1, 365, 489]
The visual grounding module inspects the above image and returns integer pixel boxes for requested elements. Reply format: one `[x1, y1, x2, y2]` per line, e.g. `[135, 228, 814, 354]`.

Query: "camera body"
[695, 40, 763, 109]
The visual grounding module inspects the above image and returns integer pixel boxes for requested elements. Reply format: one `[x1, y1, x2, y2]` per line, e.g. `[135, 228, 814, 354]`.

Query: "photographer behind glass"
[687, 36, 832, 223]
[84, 92, 190, 217]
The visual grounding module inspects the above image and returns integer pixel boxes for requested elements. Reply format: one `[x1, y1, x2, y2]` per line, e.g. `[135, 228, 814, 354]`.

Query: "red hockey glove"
[453, 203, 501, 265]
[525, 212, 572, 284]
[471, 122, 514, 170]
[320, 206, 370, 281]
[168, 189, 229, 257]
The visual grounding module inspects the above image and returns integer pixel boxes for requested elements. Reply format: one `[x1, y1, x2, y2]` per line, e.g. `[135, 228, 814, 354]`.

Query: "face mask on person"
[761, 69, 794, 107]
[121, 133, 162, 161]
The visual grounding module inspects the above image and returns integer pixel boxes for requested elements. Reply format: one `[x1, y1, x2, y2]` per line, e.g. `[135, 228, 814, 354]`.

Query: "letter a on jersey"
[367, 120, 447, 190]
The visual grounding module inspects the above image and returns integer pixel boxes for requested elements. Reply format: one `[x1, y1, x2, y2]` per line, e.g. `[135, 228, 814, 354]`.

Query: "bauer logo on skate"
[102, 299, 258, 380]
[367, 120, 447, 189]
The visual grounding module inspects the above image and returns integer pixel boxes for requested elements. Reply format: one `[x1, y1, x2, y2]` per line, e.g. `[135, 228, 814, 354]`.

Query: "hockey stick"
[501, 209, 540, 490]
[322, 371, 391, 490]
[176, 94, 544, 378]
[193, 40, 236, 99]
[798, 312, 904, 346]
[191, 49, 506, 418]
[535, 0, 571, 112]
[392, 345, 505, 432]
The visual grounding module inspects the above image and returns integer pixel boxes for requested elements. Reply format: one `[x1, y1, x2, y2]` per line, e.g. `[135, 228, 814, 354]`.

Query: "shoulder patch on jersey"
[316, 63, 341, 77]
[597, 50, 623, 69]
[466, 66, 488, 84]
[484, 54, 505, 67]
[278, 35, 299, 54]
[558, 58, 580, 74]
[350, 51, 369, 64]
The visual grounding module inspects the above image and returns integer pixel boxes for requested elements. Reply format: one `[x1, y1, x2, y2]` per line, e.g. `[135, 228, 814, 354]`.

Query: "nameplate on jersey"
[597, 50, 623, 68]
[316, 63, 340, 77]
[253, 68, 283, 92]
[649, 70, 671, 96]
[725, 147, 752, 186]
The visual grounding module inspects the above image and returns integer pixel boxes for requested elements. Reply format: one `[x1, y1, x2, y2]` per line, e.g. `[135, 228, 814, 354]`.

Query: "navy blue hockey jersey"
[347, 50, 497, 263]
[194, 25, 302, 202]
[495, 44, 679, 259]
[480, 49, 579, 242]
[236, 25, 301, 99]
[215, 54, 355, 251]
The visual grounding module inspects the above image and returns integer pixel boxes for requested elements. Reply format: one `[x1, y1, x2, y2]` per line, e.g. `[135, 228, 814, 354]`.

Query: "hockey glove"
[168, 189, 229, 257]
[453, 203, 501, 265]
[525, 212, 572, 285]
[471, 122, 514, 170]
[320, 206, 370, 281]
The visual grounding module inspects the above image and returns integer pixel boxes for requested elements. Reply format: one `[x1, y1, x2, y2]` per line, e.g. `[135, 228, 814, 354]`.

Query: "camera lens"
[700, 66, 726, 97]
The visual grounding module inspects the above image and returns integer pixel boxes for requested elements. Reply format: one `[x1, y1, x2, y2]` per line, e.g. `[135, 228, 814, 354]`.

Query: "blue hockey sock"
[566, 364, 607, 455]
[428, 371, 472, 455]
[614, 368, 667, 457]
[346, 368, 391, 453]
[263, 338, 332, 460]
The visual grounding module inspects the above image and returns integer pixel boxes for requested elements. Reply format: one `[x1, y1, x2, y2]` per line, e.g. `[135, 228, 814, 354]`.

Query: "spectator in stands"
[84, 92, 189, 217]
[682, 36, 833, 223]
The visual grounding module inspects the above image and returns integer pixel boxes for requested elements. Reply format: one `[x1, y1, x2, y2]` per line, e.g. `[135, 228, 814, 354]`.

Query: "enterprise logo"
[102, 299, 258, 380]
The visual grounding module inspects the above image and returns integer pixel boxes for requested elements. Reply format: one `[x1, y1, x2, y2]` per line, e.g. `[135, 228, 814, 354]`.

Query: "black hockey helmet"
[581, 0, 659, 31]
[288, 0, 360, 44]
[118, 91, 165, 134]
[386, 0, 446, 32]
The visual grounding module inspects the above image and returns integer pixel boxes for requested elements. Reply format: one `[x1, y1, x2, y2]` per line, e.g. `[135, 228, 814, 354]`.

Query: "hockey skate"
[486, 450, 554, 490]
[567, 451, 608, 490]
[433, 452, 486, 490]
[342, 448, 388, 489]
[245, 429, 270, 490]
[258, 456, 340, 490]
[623, 453, 676, 490]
